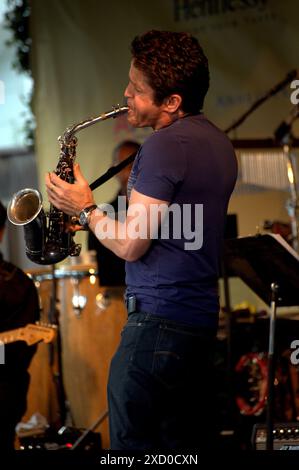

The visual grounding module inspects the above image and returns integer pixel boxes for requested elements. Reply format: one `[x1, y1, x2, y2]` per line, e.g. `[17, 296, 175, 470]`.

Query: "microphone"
[225, 69, 299, 134]
[273, 69, 298, 94]
[274, 104, 299, 142]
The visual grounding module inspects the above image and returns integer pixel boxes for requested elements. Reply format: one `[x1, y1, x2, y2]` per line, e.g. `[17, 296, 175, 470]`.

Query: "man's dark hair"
[0, 201, 7, 229]
[130, 30, 210, 114]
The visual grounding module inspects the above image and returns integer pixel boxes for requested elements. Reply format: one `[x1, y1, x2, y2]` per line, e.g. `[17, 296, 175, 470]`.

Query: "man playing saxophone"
[46, 30, 237, 451]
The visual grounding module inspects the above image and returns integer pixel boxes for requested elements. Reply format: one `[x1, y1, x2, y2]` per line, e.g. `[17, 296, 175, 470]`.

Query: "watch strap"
[83, 204, 98, 214]
[79, 204, 97, 227]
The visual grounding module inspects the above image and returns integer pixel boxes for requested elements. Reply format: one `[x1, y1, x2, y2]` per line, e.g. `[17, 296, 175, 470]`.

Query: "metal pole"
[266, 282, 279, 451]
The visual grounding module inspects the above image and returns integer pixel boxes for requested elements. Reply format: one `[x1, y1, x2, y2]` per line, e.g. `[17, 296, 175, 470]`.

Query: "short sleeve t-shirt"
[126, 114, 237, 327]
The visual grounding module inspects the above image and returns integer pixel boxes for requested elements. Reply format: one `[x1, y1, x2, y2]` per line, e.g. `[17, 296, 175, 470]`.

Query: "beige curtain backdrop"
[30, 0, 299, 243]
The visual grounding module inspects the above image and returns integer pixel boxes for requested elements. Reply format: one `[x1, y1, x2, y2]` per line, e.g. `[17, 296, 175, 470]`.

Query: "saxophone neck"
[58, 104, 128, 145]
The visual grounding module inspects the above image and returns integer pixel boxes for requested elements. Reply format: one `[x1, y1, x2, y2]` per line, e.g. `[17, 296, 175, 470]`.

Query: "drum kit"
[23, 254, 127, 450]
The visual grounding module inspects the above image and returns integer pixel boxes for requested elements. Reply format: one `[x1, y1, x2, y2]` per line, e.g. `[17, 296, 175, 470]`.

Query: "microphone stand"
[266, 283, 279, 451]
[47, 264, 70, 427]
[225, 69, 297, 134]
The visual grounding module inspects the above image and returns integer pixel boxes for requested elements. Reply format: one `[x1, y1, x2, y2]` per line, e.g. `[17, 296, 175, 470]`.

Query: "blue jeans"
[108, 312, 216, 450]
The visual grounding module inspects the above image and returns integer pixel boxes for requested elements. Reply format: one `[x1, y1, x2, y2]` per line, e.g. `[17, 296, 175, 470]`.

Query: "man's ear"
[164, 94, 182, 113]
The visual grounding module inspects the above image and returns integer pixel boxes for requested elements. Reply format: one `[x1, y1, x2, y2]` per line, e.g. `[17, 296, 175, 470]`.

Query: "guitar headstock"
[19, 323, 57, 345]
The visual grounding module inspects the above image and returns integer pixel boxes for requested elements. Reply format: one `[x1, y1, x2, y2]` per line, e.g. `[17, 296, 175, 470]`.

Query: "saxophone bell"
[7, 187, 77, 265]
[7, 188, 48, 264]
[8, 188, 43, 226]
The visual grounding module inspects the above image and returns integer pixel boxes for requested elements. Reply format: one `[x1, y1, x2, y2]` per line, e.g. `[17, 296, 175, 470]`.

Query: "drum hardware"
[29, 267, 99, 317]
[235, 352, 268, 417]
[95, 290, 111, 311]
[30, 278, 43, 312]
[283, 143, 299, 253]
[88, 267, 97, 286]
[28, 267, 97, 282]
[71, 277, 87, 316]
[46, 264, 71, 428]
[69, 268, 98, 316]
[71, 409, 108, 450]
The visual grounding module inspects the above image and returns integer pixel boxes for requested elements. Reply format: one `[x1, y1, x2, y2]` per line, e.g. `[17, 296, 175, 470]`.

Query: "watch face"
[79, 211, 87, 226]
[79, 205, 97, 226]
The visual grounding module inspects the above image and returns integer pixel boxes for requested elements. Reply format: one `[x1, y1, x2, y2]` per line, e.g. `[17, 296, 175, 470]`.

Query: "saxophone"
[7, 105, 128, 265]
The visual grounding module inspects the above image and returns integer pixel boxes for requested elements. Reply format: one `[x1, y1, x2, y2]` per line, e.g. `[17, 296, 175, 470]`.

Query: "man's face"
[124, 61, 166, 130]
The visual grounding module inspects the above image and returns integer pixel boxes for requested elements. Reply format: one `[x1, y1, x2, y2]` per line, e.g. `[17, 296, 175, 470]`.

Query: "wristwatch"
[78, 204, 97, 228]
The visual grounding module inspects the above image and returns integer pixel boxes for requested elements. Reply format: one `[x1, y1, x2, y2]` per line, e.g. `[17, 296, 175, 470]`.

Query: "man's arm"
[46, 163, 169, 262]
[88, 188, 168, 261]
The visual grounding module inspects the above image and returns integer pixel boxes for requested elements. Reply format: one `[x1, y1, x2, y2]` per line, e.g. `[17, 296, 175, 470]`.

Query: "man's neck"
[154, 109, 191, 131]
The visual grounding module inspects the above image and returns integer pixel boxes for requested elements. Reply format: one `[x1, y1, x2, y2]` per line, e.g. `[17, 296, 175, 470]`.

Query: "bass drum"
[58, 265, 127, 450]
[25, 265, 127, 450]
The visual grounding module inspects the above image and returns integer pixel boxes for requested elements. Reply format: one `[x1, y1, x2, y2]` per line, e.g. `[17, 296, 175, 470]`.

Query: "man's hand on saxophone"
[46, 163, 95, 217]
[46, 151, 165, 262]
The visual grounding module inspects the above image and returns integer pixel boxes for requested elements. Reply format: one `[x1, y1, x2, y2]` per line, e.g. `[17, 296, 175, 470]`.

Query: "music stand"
[224, 234, 299, 451]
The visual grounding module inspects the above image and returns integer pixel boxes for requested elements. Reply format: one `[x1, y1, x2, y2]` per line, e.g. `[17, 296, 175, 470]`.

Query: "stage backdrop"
[29, 0, 299, 244]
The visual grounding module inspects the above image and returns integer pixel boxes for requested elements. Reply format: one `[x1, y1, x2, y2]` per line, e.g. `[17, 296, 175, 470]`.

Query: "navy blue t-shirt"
[126, 114, 237, 327]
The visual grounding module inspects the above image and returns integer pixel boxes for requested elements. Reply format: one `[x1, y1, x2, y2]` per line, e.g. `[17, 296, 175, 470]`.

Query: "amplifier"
[252, 423, 299, 450]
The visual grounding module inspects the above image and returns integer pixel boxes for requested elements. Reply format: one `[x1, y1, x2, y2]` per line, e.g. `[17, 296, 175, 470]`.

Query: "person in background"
[88, 140, 140, 286]
[0, 201, 39, 451]
[46, 30, 237, 450]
